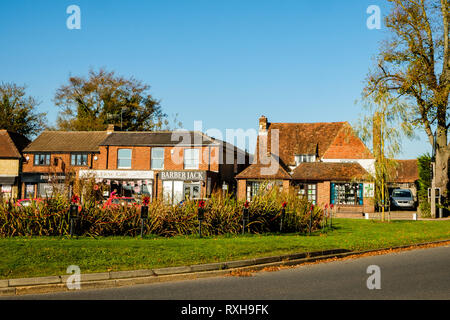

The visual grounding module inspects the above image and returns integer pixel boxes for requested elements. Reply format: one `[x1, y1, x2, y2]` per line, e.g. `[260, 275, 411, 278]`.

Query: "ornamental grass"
[0, 184, 323, 237]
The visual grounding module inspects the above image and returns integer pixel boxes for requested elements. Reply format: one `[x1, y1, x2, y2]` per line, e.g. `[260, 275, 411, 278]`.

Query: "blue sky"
[0, 0, 431, 158]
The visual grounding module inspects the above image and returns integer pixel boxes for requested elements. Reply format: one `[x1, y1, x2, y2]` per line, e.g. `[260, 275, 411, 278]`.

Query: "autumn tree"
[365, 0, 450, 204]
[0, 82, 47, 138]
[54, 68, 170, 131]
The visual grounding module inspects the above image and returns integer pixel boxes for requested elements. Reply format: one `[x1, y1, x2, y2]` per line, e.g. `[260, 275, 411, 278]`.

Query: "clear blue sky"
[0, 0, 431, 159]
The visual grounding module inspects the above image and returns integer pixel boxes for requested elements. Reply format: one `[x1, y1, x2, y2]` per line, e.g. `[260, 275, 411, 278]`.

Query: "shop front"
[159, 170, 210, 204]
[0, 176, 17, 200]
[79, 169, 154, 199]
[21, 173, 67, 198]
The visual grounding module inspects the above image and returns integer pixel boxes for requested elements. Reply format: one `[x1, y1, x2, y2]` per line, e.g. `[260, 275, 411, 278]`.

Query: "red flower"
[244, 201, 250, 208]
[325, 203, 328, 209]
[93, 184, 99, 191]
[282, 202, 287, 208]
[330, 204, 334, 209]
[143, 196, 150, 206]
[198, 200, 205, 208]
[71, 194, 80, 204]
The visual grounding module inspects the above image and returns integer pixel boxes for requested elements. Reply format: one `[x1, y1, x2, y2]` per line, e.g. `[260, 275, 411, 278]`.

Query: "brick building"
[21, 131, 109, 198]
[78, 128, 250, 203]
[0, 130, 30, 200]
[388, 159, 419, 198]
[236, 116, 376, 213]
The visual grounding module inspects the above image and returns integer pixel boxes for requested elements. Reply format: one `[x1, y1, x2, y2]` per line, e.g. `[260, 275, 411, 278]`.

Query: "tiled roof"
[390, 159, 419, 183]
[291, 162, 370, 181]
[23, 131, 108, 153]
[0, 130, 30, 158]
[235, 155, 292, 180]
[259, 121, 373, 167]
[100, 131, 219, 147]
[265, 122, 345, 166]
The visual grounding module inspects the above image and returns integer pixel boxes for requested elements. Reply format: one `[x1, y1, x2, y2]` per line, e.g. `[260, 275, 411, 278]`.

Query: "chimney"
[259, 115, 268, 136]
[107, 124, 115, 134]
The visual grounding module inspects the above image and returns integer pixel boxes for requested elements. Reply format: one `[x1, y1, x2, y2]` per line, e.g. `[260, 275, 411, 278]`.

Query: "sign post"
[140, 197, 150, 238]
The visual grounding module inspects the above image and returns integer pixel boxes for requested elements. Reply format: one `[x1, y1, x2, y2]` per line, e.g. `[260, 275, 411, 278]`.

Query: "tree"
[417, 153, 432, 216]
[365, 0, 450, 204]
[54, 68, 170, 131]
[0, 82, 47, 138]
[356, 90, 414, 220]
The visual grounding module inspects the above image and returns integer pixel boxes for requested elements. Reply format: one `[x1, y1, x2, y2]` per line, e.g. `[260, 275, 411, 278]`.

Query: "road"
[6, 244, 450, 300]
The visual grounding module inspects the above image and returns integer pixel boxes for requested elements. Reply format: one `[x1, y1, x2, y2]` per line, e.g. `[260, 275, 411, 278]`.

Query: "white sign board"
[79, 170, 154, 180]
[364, 183, 375, 198]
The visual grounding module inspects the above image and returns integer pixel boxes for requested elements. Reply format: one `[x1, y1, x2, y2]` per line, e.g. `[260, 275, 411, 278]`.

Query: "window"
[295, 154, 316, 166]
[151, 148, 165, 170]
[117, 149, 132, 169]
[184, 149, 199, 169]
[331, 183, 363, 205]
[71, 154, 88, 166]
[34, 154, 50, 166]
[297, 183, 317, 205]
[246, 181, 283, 201]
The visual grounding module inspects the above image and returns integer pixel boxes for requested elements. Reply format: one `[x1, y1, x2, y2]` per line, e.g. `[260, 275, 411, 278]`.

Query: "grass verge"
[1, 219, 449, 279]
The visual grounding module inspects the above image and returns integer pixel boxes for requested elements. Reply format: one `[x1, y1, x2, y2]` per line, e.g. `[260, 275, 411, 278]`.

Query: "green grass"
[1, 219, 449, 279]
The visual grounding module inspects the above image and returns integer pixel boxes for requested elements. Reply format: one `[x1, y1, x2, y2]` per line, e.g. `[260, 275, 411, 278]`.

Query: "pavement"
[3, 242, 450, 300]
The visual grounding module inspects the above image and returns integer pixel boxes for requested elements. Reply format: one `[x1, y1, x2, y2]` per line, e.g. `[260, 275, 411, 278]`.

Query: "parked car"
[15, 198, 44, 207]
[390, 189, 416, 210]
[103, 196, 140, 209]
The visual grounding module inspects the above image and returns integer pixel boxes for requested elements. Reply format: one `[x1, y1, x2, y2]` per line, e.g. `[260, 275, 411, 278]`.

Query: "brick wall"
[237, 180, 246, 201]
[22, 153, 96, 176]
[97, 146, 220, 171]
[317, 181, 330, 206]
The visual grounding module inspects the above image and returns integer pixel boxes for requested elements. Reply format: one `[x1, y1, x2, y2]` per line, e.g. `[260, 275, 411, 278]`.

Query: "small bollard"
[242, 201, 250, 234]
[330, 204, 334, 228]
[140, 205, 148, 238]
[309, 204, 314, 235]
[198, 200, 205, 238]
[69, 204, 79, 237]
[140, 196, 150, 238]
[280, 202, 287, 232]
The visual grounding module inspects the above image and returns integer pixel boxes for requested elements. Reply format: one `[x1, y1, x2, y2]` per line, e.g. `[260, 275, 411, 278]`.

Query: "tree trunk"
[434, 125, 449, 216]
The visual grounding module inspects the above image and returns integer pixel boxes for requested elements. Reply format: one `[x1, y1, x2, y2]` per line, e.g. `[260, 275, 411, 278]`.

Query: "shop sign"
[41, 175, 66, 181]
[160, 171, 206, 181]
[79, 170, 154, 180]
[1, 185, 12, 193]
[364, 183, 375, 198]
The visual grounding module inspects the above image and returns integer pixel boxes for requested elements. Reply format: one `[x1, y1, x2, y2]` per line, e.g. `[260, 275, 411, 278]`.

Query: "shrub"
[0, 186, 323, 237]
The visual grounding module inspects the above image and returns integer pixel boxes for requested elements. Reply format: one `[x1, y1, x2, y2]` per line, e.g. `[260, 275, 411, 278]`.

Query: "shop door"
[183, 183, 201, 200]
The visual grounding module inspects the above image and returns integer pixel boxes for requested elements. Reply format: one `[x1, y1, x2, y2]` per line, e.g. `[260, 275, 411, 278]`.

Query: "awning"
[0, 176, 17, 185]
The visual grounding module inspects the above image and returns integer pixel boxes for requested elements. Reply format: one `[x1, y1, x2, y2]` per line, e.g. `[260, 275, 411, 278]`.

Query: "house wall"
[0, 159, 19, 176]
[22, 153, 96, 175]
[97, 145, 220, 172]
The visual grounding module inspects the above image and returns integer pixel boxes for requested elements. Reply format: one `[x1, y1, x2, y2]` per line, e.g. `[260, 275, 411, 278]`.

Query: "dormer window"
[295, 154, 316, 166]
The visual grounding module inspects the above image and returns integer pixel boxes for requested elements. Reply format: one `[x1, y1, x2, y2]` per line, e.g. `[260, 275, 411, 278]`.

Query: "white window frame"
[117, 149, 132, 169]
[151, 147, 165, 170]
[184, 148, 199, 170]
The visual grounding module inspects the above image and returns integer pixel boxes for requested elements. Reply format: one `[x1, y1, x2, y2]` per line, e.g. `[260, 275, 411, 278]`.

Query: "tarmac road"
[8, 244, 450, 300]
